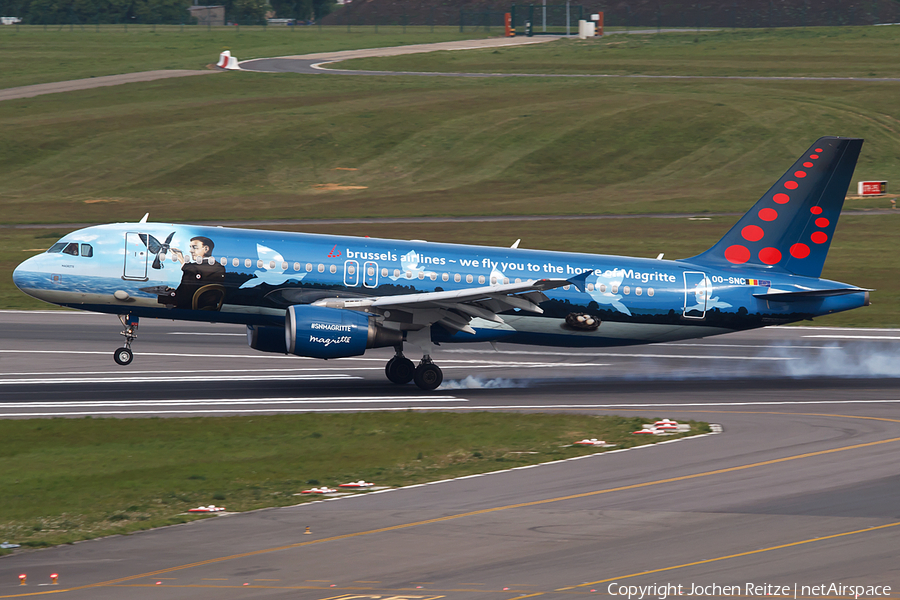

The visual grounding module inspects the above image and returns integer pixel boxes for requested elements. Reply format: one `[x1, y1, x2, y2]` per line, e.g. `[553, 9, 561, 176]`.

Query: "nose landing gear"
[114, 314, 138, 366]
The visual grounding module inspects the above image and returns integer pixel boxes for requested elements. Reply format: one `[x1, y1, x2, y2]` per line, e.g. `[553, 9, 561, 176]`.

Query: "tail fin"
[688, 137, 863, 278]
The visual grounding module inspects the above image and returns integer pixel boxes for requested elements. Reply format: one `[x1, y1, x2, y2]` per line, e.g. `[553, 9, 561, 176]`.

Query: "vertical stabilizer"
[687, 137, 863, 278]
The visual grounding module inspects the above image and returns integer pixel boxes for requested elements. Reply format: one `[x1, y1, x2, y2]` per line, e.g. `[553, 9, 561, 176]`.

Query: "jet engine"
[246, 324, 288, 354]
[284, 305, 402, 359]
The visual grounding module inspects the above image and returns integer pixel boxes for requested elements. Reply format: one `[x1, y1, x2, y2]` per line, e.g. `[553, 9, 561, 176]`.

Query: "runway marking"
[7, 400, 900, 419]
[442, 349, 797, 361]
[802, 335, 900, 340]
[0, 396, 464, 408]
[654, 342, 841, 349]
[167, 332, 245, 336]
[0, 374, 358, 385]
[24, 432, 899, 598]
[552, 521, 900, 593]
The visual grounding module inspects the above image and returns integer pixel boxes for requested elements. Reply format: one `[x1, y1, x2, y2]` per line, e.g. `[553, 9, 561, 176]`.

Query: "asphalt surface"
[1, 311, 899, 598]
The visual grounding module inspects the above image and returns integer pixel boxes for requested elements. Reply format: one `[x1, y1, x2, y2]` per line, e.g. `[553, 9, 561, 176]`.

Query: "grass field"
[0, 26, 897, 325]
[0, 25, 494, 89]
[341, 27, 900, 77]
[0, 412, 705, 550]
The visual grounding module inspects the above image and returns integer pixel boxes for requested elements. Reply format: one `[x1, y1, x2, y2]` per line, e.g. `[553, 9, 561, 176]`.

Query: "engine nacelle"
[285, 305, 401, 359]
[247, 324, 287, 354]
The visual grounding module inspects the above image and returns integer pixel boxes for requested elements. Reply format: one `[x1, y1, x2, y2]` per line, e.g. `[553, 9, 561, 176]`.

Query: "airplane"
[13, 137, 870, 390]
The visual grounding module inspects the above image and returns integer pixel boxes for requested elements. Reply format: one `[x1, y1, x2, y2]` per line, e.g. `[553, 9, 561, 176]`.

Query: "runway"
[1, 310, 899, 598]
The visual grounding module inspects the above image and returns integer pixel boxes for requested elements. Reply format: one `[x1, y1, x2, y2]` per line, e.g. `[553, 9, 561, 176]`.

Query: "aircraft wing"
[312, 272, 591, 335]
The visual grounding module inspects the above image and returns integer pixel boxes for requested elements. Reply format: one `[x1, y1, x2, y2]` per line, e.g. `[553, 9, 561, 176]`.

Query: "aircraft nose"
[13, 254, 42, 294]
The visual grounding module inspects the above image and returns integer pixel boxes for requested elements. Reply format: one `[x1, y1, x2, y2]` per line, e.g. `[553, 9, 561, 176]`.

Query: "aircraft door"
[344, 260, 359, 287]
[682, 271, 709, 319]
[123, 232, 148, 281]
[363, 261, 378, 288]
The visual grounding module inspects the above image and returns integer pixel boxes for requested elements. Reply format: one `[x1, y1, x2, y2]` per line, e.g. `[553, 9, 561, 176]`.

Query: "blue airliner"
[13, 137, 870, 389]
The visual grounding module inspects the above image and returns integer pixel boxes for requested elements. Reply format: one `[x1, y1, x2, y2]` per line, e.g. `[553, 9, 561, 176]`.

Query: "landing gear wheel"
[385, 356, 415, 385]
[114, 347, 134, 366]
[413, 363, 443, 391]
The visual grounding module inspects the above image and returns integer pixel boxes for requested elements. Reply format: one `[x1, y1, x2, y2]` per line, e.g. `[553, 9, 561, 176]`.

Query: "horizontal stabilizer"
[753, 287, 871, 301]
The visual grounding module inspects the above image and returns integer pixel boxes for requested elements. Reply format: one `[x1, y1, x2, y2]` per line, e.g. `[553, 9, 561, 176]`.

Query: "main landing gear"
[114, 314, 139, 366]
[385, 348, 443, 391]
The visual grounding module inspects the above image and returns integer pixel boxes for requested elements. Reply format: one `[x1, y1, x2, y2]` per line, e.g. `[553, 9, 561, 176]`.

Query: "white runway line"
[0, 396, 464, 408]
[653, 342, 841, 349]
[802, 335, 900, 340]
[0, 374, 359, 385]
[167, 332, 245, 336]
[442, 349, 797, 361]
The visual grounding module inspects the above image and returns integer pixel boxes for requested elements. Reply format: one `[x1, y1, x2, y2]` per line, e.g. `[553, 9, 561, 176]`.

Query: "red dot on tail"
[810, 206, 823, 215]
[794, 171, 807, 178]
[803, 162, 814, 168]
[815, 217, 830, 228]
[773, 193, 790, 204]
[790, 243, 810, 259]
[784, 181, 799, 190]
[810, 154, 819, 159]
[811, 231, 828, 244]
[759, 208, 778, 221]
[815, 148, 823, 152]
[724, 245, 751, 264]
[759, 247, 782, 265]
[742, 225, 764, 242]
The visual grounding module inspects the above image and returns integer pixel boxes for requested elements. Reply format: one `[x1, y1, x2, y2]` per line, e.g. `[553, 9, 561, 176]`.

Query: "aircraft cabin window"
[490, 276, 497, 285]
[367, 267, 375, 277]
[220, 257, 227, 266]
[406, 271, 413, 279]
[623, 286, 630, 295]
[269, 260, 277, 270]
[611, 284, 618, 294]
[245, 259, 252, 268]
[429, 273, 437, 281]
[47, 242, 66, 253]
[648, 288, 655, 297]
[394, 269, 400, 278]
[348, 265, 356, 275]
[587, 283, 595, 292]
[381, 268, 388, 277]
[563, 284, 570, 291]
[599, 284, 607, 293]
[80, 244, 93, 257]
[418, 272, 425, 280]
[282, 261, 288, 271]
[293, 262, 301, 272]
[62, 242, 79, 256]
[503, 278, 510, 284]
[442, 273, 449, 282]
[232, 258, 239, 267]
[636, 287, 642, 296]
[318, 264, 325, 273]
[454, 274, 461, 283]
[478, 275, 485, 284]
[306, 263, 312, 272]
[515, 278, 521, 284]
[257, 260, 264, 269]
[329, 265, 337, 274]
[466, 274, 474, 284]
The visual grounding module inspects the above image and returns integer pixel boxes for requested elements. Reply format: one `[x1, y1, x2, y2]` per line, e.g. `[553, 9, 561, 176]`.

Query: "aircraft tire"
[385, 356, 415, 384]
[114, 347, 133, 366]
[413, 363, 443, 391]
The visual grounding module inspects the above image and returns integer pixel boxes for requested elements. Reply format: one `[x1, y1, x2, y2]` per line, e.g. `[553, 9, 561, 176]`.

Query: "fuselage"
[13, 222, 868, 347]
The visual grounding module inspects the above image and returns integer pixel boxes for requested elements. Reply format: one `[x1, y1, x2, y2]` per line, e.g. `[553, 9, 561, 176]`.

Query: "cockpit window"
[80, 244, 93, 257]
[47, 242, 66, 253]
[62, 243, 79, 256]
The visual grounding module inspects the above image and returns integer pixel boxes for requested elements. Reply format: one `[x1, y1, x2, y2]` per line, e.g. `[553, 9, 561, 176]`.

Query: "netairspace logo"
[605, 582, 892, 600]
